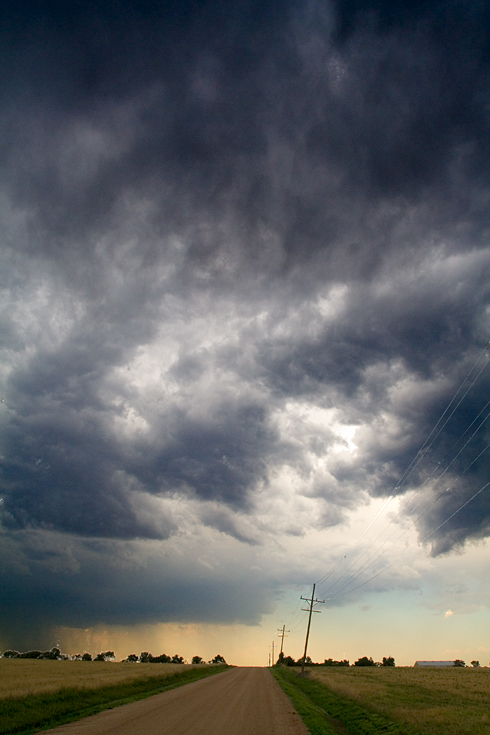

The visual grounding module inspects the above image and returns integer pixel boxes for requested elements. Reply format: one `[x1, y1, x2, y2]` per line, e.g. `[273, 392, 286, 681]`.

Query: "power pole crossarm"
[300, 583, 325, 673]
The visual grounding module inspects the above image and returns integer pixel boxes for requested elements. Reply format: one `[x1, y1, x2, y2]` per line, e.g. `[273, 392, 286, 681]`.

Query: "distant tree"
[470, 660, 480, 667]
[2, 650, 20, 658]
[81, 653, 92, 661]
[152, 654, 171, 663]
[382, 656, 395, 667]
[324, 658, 349, 667]
[192, 656, 204, 664]
[124, 654, 139, 662]
[20, 650, 43, 659]
[42, 647, 61, 660]
[453, 659, 466, 667]
[211, 654, 226, 664]
[171, 654, 184, 664]
[94, 651, 115, 662]
[71, 654, 83, 660]
[354, 656, 376, 667]
[282, 655, 296, 666]
[140, 652, 152, 663]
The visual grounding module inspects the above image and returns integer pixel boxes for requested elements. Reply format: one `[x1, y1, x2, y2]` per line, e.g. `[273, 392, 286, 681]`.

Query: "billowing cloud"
[0, 0, 488, 647]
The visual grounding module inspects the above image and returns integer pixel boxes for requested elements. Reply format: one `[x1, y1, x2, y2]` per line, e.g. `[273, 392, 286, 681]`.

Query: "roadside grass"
[272, 665, 490, 735]
[0, 660, 201, 699]
[270, 667, 346, 735]
[0, 664, 230, 735]
[271, 666, 411, 735]
[309, 666, 490, 735]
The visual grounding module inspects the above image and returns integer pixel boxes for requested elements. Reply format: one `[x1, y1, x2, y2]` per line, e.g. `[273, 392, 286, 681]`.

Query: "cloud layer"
[0, 0, 489, 647]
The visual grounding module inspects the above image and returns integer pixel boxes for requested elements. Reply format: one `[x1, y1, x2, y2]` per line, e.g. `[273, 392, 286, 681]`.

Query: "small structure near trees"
[414, 661, 457, 667]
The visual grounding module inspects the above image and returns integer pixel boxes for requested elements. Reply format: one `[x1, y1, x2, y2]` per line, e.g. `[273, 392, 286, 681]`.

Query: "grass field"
[0, 661, 229, 735]
[0, 659, 196, 699]
[272, 665, 490, 735]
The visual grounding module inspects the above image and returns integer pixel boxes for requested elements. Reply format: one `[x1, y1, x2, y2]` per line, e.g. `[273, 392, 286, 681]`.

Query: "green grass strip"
[271, 667, 419, 735]
[0, 664, 230, 735]
[270, 667, 343, 734]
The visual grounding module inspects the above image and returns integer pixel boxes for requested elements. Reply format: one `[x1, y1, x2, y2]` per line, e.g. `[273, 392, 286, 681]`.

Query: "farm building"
[413, 661, 455, 667]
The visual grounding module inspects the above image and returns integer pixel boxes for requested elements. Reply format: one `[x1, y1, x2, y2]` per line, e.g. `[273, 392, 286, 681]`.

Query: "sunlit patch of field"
[0, 660, 196, 699]
[309, 665, 490, 735]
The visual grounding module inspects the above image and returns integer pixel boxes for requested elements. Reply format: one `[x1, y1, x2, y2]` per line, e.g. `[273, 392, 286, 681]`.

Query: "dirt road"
[46, 667, 309, 735]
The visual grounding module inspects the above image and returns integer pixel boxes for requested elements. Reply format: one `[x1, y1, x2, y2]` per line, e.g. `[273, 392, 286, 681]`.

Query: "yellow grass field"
[309, 665, 490, 735]
[0, 660, 196, 700]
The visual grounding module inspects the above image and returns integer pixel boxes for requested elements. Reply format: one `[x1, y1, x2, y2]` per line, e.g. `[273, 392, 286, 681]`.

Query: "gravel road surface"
[45, 667, 310, 735]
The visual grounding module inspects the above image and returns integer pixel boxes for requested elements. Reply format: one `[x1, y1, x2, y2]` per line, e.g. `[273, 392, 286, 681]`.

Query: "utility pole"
[272, 640, 275, 666]
[268, 652, 271, 667]
[300, 583, 324, 674]
[277, 624, 290, 658]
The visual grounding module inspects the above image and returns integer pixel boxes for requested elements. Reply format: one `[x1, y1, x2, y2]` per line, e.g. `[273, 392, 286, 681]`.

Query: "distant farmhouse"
[414, 661, 455, 667]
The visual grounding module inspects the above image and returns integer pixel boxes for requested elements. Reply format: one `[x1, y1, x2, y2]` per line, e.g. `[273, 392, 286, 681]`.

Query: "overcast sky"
[1, 0, 489, 665]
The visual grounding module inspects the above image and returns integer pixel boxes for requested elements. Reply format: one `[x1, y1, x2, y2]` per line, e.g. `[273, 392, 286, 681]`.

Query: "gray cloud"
[0, 0, 488, 643]
[0, 529, 274, 650]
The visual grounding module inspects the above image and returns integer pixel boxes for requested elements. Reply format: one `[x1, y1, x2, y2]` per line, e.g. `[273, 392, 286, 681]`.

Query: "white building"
[414, 661, 455, 667]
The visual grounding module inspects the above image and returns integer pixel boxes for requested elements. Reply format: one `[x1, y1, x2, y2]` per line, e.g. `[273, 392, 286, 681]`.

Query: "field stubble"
[0, 660, 195, 699]
[308, 665, 490, 735]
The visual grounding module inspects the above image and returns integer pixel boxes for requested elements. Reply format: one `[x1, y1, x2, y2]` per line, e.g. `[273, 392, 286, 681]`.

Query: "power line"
[320, 440, 490, 601]
[326, 476, 490, 603]
[314, 341, 489, 592]
[318, 412, 490, 600]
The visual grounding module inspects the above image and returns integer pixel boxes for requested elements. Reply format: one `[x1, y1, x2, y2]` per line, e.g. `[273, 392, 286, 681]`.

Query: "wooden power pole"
[277, 624, 289, 658]
[300, 583, 324, 673]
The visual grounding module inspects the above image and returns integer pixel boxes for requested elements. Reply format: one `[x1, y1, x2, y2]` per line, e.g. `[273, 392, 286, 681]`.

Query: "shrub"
[324, 658, 350, 667]
[123, 654, 139, 662]
[41, 648, 62, 660]
[354, 656, 376, 667]
[19, 651, 43, 659]
[94, 651, 115, 662]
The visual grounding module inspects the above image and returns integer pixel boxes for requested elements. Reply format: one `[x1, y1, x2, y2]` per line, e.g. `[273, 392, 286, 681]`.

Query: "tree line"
[1, 647, 226, 664]
[277, 654, 482, 667]
[276, 653, 395, 667]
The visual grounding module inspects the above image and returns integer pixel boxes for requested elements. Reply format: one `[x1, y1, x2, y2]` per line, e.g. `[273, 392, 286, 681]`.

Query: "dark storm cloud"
[0, 0, 489, 641]
[0, 530, 273, 649]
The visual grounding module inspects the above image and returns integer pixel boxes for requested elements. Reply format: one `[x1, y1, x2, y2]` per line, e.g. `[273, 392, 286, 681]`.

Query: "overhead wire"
[326, 477, 490, 603]
[284, 342, 489, 652]
[319, 423, 490, 601]
[314, 341, 490, 594]
[318, 407, 490, 598]
[320, 438, 490, 600]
